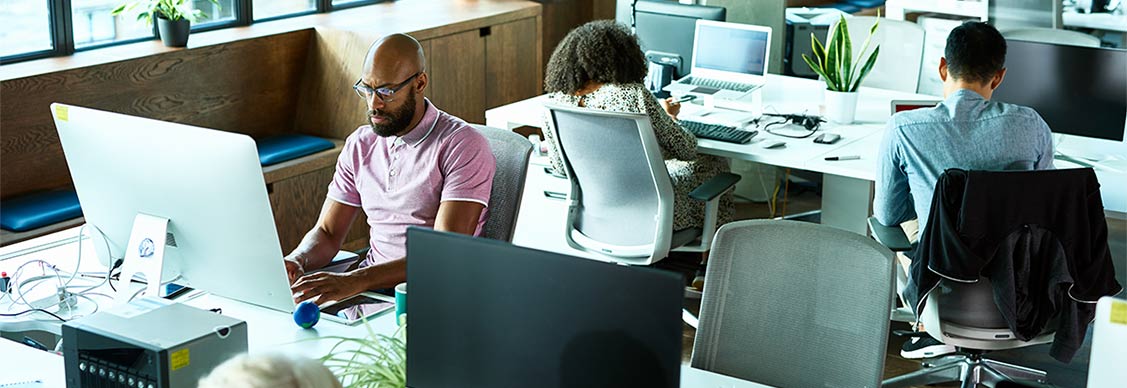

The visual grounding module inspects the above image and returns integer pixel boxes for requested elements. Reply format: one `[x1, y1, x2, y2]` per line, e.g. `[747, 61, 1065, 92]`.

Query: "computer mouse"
[761, 140, 786, 149]
[814, 133, 841, 144]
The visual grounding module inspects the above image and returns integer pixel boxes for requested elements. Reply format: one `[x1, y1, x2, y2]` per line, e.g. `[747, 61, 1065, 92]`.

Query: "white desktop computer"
[51, 103, 296, 313]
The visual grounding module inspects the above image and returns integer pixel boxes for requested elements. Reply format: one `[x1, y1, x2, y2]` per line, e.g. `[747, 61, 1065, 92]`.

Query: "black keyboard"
[681, 120, 758, 144]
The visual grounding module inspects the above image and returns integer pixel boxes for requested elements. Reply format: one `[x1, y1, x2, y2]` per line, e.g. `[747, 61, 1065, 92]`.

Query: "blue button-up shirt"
[874, 89, 1055, 230]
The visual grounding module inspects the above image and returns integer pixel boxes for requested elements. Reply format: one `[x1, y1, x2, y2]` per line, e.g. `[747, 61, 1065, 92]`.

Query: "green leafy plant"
[315, 321, 407, 388]
[111, 0, 218, 25]
[802, 15, 881, 93]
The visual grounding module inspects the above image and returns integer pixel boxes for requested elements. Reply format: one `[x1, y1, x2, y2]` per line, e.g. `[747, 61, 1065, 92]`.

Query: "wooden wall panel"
[294, 27, 382, 140]
[269, 167, 334, 253]
[486, 17, 543, 108]
[0, 30, 313, 199]
[424, 29, 487, 124]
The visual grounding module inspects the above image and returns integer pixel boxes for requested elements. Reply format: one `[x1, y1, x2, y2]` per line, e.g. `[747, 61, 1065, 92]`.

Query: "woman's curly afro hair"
[544, 20, 648, 94]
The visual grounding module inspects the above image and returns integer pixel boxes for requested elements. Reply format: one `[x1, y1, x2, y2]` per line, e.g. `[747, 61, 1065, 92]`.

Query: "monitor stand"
[115, 213, 171, 302]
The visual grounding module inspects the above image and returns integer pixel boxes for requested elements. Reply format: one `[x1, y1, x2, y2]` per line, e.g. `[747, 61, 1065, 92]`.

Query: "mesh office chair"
[827, 16, 925, 93]
[1002, 28, 1102, 47]
[872, 218, 1058, 387]
[471, 124, 533, 242]
[872, 168, 1121, 387]
[322, 125, 531, 272]
[543, 104, 738, 266]
[692, 220, 895, 388]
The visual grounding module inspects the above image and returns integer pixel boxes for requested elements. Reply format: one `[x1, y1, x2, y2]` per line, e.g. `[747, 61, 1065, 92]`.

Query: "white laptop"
[664, 20, 772, 101]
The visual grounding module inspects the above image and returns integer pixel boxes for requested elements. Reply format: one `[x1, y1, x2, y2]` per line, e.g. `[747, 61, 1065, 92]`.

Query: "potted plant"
[316, 323, 407, 387]
[111, 0, 219, 48]
[801, 15, 881, 124]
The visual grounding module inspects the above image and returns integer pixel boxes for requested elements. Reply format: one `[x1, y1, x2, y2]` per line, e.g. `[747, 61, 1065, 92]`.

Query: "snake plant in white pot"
[802, 15, 881, 124]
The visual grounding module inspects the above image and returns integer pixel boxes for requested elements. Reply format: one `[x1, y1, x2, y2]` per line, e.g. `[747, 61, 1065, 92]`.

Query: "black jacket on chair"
[905, 168, 1122, 363]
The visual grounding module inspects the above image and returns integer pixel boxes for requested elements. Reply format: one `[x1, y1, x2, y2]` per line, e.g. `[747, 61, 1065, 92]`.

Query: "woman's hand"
[660, 97, 681, 120]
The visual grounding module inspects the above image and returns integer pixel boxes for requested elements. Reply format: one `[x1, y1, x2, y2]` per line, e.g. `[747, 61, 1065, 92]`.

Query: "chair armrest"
[689, 173, 741, 202]
[867, 217, 913, 252]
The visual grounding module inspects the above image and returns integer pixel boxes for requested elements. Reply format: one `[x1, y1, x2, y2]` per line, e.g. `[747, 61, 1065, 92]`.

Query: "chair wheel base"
[883, 353, 1048, 388]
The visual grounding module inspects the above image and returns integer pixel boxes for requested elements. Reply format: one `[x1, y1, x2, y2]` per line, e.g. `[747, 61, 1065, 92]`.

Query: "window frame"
[0, 0, 391, 65]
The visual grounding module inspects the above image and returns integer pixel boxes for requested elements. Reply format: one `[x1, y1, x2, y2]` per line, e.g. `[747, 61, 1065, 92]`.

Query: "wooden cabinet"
[423, 30, 488, 124]
[422, 16, 542, 125]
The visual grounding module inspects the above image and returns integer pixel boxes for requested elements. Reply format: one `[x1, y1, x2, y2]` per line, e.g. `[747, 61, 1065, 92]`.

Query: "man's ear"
[990, 68, 1006, 90]
[415, 72, 429, 94]
[938, 57, 949, 82]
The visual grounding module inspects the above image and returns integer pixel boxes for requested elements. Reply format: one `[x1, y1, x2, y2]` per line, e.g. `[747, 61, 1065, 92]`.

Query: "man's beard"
[368, 92, 417, 137]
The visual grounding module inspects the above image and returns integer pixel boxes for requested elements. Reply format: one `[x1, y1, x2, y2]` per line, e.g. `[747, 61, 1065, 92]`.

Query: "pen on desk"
[824, 155, 860, 161]
[672, 95, 697, 103]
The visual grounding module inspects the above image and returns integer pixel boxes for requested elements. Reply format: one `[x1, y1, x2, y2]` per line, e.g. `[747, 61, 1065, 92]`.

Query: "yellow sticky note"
[55, 105, 69, 122]
[170, 348, 190, 371]
[1112, 300, 1127, 325]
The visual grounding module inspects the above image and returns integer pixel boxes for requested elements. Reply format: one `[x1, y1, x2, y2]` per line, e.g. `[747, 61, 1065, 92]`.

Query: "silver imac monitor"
[51, 103, 296, 313]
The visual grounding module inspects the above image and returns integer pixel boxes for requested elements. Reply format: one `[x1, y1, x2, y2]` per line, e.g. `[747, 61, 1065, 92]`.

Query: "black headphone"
[761, 113, 825, 138]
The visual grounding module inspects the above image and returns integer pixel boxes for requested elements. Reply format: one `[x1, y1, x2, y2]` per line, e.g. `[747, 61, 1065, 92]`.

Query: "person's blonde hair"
[198, 353, 342, 388]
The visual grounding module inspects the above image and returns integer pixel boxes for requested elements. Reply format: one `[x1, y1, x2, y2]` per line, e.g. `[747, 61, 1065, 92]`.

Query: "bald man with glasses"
[287, 33, 495, 305]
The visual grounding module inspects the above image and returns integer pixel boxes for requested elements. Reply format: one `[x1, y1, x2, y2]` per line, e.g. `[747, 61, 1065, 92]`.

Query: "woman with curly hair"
[542, 20, 734, 240]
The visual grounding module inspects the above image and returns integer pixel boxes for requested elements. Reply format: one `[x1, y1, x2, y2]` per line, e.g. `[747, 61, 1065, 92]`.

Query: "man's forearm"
[288, 227, 344, 271]
[351, 257, 407, 291]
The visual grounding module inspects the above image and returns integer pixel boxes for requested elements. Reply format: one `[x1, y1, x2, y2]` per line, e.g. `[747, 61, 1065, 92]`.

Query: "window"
[72, 0, 237, 49]
[0, 0, 53, 58]
[194, 0, 237, 27]
[253, 0, 316, 21]
[2, 0, 381, 64]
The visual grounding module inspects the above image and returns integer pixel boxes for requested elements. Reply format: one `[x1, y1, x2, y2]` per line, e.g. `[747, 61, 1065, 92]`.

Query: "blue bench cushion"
[819, 3, 863, 13]
[0, 190, 83, 232]
[256, 134, 335, 166]
[841, 0, 885, 9]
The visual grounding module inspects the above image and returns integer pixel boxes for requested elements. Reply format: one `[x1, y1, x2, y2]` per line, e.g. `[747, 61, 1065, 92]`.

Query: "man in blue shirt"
[873, 21, 1055, 358]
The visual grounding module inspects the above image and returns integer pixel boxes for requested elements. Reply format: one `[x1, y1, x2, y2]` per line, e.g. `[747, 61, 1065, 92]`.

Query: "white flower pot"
[824, 90, 859, 124]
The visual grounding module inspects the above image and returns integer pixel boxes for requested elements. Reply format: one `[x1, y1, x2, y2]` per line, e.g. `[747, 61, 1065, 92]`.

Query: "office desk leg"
[821, 175, 873, 235]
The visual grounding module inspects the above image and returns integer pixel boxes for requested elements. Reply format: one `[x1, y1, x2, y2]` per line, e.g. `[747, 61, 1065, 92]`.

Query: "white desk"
[489, 74, 1127, 240]
[0, 232, 771, 388]
[489, 75, 936, 235]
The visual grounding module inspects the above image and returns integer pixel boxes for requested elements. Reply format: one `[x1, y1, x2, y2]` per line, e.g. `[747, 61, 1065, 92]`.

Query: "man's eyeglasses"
[353, 72, 421, 103]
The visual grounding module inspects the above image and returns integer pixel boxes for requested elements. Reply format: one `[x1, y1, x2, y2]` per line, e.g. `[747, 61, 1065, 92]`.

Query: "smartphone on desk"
[319, 292, 395, 325]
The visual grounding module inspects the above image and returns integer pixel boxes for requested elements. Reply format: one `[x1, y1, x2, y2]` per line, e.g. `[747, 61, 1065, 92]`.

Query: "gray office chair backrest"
[544, 104, 675, 260]
[472, 124, 532, 242]
[1002, 27, 1102, 47]
[693, 220, 895, 388]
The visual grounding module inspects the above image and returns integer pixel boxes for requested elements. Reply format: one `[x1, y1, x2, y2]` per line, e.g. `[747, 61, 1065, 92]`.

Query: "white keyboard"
[682, 76, 757, 93]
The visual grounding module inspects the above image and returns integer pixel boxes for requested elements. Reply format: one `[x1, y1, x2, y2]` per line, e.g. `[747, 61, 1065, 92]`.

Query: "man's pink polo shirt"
[327, 98, 495, 267]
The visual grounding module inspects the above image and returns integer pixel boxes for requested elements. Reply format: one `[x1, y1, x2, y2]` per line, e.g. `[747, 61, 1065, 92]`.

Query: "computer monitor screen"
[694, 23, 770, 76]
[634, 0, 726, 78]
[405, 228, 683, 388]
[51, 103, 296, 313]
[992, 40, 1127, 142]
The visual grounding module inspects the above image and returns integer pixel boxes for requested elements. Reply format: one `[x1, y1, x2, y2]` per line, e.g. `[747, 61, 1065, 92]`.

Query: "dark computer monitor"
[992, 40, 1127, 145]
[634, 0, 726, 79]
[405, 228, 683, 388]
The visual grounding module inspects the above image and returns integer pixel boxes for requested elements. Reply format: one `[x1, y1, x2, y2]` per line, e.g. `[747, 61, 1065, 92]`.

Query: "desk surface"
[0, 232, 770, 388]
[486, 74, 1127, 216]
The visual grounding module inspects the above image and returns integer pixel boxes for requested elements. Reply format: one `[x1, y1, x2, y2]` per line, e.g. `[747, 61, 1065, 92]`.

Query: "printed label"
[55, 105, 68, 122]
[170, 348, 190, 371]
[1111, 300, 1126, 325]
